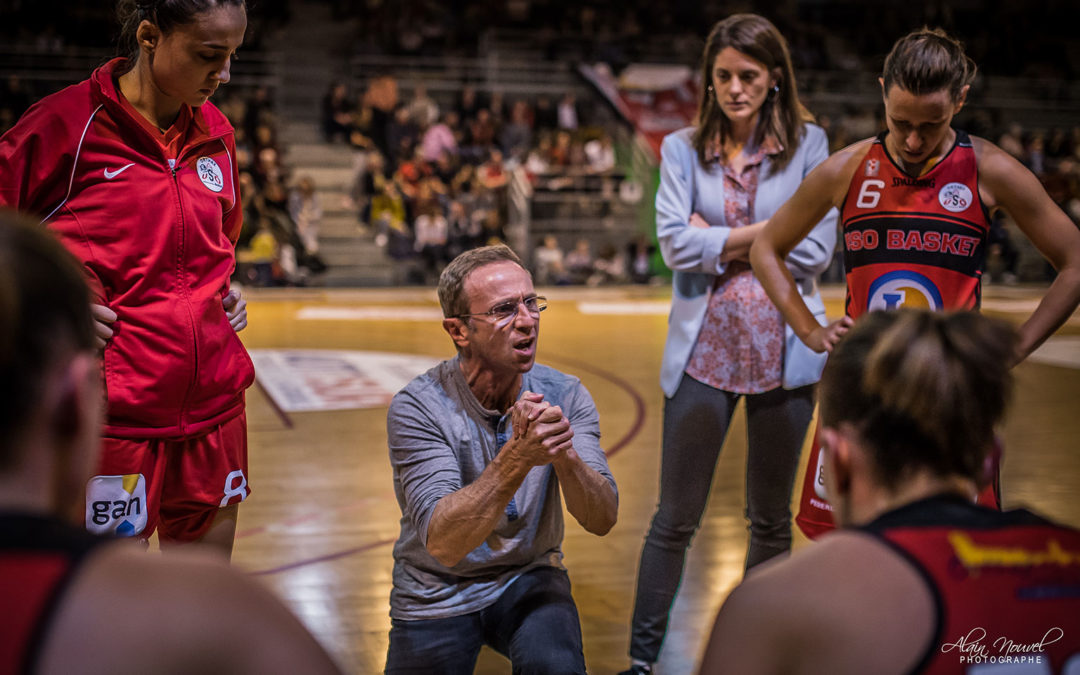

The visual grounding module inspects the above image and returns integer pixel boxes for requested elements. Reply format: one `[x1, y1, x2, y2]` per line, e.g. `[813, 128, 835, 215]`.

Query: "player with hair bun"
[0, 0, 255, 555]
[751, 28, 1080, 536]
[699, 309, 1080, 675]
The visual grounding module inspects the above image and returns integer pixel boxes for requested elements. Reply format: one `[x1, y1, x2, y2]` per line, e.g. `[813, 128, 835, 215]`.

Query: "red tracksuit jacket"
[0, 58, 255, 439]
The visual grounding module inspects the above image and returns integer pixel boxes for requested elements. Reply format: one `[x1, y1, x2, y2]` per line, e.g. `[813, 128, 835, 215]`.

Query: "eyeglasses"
[456, 296, 548, 323]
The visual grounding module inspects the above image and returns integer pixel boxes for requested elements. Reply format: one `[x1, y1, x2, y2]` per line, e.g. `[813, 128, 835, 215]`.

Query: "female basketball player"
[751, 27, 1080, 361]
[749, 28, 1080, 537]
[699, 310, 1080, 675]
[0, 0, 254, 556]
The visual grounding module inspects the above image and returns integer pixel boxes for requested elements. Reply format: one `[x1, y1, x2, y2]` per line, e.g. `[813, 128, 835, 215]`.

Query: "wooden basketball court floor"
[224, 282, 1080, 674]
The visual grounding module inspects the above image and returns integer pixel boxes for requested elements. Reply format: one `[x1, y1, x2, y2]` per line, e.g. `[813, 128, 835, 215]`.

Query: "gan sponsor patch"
[86, 473, 148, 537]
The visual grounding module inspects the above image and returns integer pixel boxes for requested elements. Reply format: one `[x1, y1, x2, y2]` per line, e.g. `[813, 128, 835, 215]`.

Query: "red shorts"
[84, 412, 250, 543]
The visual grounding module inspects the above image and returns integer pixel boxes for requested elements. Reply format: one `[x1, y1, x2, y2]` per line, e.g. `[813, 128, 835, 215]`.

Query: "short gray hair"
[437, 244, 524, 318]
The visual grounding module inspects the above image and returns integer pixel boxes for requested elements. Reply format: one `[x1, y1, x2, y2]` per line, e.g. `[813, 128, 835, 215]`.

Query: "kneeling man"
[385, 244, 618, 674]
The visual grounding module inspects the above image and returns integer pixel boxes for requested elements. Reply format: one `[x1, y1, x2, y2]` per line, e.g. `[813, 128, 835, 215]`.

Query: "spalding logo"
[867, 270, 944, 312]
[938, 181, 973, 213]
[197, 157, 224, 193]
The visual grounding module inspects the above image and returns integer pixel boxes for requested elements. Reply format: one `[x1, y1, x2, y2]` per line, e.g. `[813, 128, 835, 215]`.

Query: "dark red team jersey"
[864, 496, 1080, 675]
[840, 130, 991, 318]
[0, 514, 108, 675]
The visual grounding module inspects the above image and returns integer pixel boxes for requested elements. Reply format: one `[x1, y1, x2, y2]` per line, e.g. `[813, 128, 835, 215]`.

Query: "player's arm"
[975, 138, 1080, 362]
[750, 143, 865, 352]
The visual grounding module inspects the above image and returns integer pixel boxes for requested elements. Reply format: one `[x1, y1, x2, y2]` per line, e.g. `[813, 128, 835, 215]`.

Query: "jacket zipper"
[170, 157, 200, 435]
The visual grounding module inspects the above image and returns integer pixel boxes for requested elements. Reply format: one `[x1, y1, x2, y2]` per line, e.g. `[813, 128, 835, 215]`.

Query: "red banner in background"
[580, 63, 700, 162]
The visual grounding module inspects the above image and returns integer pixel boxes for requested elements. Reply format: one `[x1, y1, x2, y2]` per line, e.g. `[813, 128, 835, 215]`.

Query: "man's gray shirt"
[387, 355, 617, 620]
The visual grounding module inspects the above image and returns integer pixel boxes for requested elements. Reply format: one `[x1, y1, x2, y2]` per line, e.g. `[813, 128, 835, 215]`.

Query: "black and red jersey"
[840, 130, 992, 318]
[863, 496, 1080, 674]
[0, 514, 109, 675]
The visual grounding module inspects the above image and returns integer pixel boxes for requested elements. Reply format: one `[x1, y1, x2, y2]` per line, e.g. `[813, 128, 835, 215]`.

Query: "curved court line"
[543, 351, 648, 459]
[247, 355, 647, 576]
[249, 538, 398, 576]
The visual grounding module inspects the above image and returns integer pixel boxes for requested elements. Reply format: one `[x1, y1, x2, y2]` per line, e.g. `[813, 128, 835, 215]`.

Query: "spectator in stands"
[351, 149, 387, 228]
[422, 110, 460, 163]
[288, 175, 322, 257]
[478, 148, 510, 191]
[465, 107, 499, 158]
[627, 233, 656, 284]
[534, 95, 558, 132]
[243, 84, 275, 145]
[371, 181, 412, 257]
[585, 134, 616, 174]
[533, 234, 568, 285]
[432, 149, 461, 187]
[363, 74, 399, 160]
[588, 243, 627, 286]
[408, 83, 439, 129]
[321, 81, 353, 143]
[239, 219, 281, 286]
[500, 99, 534, 162]
[998, 122, 1026, 161]
[414, 201, 450, 283]
[455, 83, 484, 124]
[557, 93, 579, 131]
[480, 203, 506, 245]
[447, 198, 482, 257]
[549, 129, 574, 170]
[488, 90, 507, 124]
[386, 103, 420, 167]
[988, 210, 1019, 284]
[525, 132, 555, 178]
[565, 238, 594, 284]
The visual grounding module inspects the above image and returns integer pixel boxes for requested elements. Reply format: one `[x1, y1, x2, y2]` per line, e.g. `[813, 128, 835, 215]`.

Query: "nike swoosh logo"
[103, 163, 135, 180]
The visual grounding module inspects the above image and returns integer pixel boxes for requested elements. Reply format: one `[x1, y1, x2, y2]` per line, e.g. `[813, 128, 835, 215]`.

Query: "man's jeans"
[385, 566, 587, 674]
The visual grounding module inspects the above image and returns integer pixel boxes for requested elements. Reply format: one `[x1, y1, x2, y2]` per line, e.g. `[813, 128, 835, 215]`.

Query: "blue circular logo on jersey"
[866, 270, 944, 312]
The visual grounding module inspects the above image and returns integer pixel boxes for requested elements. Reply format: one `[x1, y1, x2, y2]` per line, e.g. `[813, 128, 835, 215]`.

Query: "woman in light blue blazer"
[621, 14, 837, 675]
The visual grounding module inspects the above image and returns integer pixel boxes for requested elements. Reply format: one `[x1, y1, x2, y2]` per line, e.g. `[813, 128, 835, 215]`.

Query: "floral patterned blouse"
[685, 138, 785, 394]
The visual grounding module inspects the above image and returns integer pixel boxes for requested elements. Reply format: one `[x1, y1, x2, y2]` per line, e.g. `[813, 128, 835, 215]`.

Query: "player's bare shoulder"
[969, 134, 1036, 209]
[810, 137, 876, 206]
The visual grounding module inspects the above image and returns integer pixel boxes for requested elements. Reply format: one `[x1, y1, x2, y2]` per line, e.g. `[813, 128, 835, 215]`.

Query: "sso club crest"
[938, 181, 973, 213]
[197, 156, 224, 193]
[867, 270, 944, 312]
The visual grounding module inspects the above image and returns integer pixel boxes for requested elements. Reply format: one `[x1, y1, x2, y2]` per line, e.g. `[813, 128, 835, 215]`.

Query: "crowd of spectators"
[326, 74, 629, 284]
[4, 0, 1079, 286]
[215, 85, 329, 286]
[338, 0, 1079, 84]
